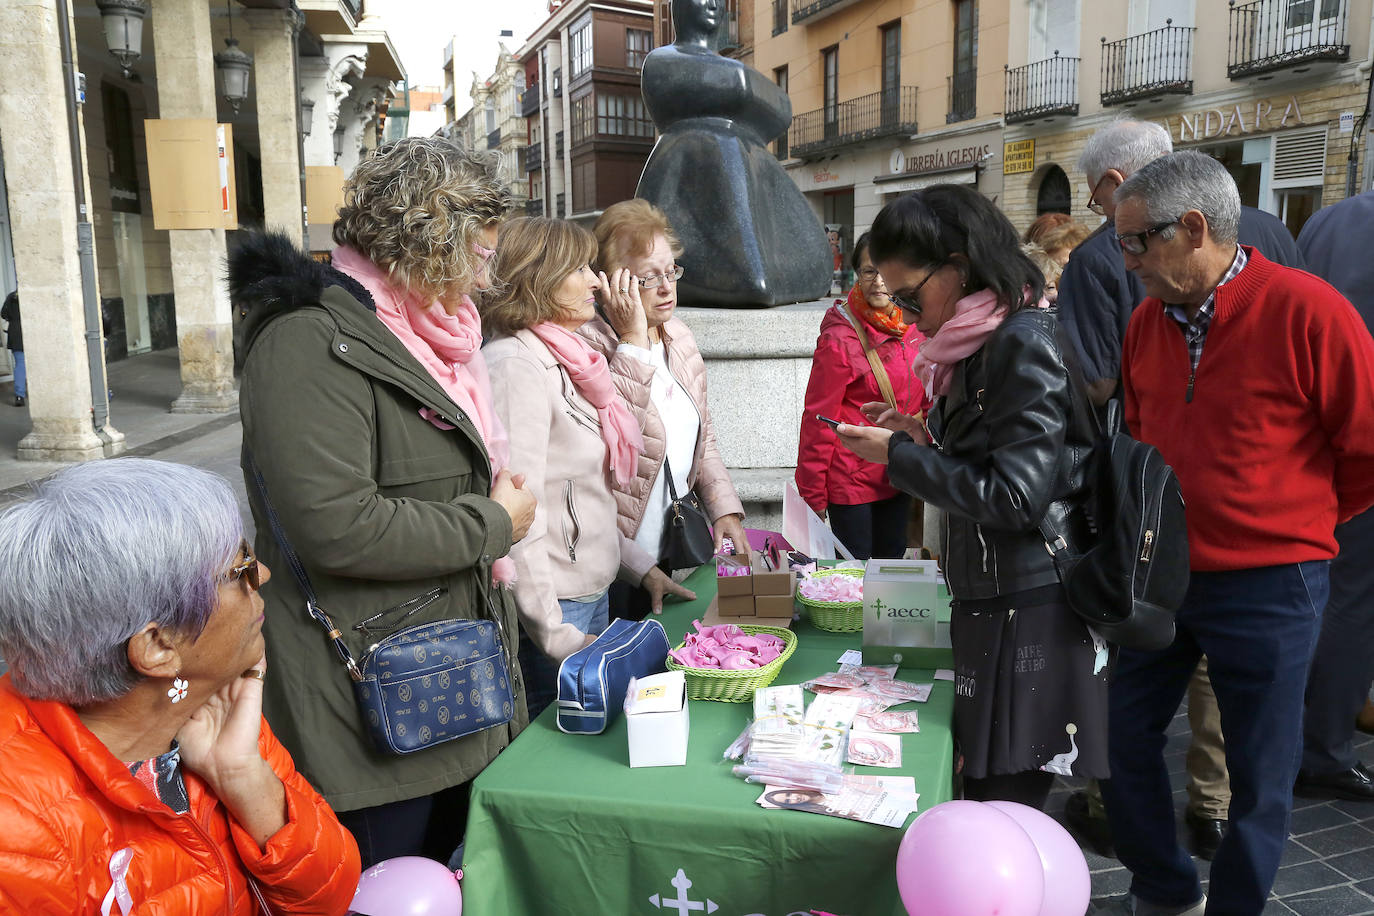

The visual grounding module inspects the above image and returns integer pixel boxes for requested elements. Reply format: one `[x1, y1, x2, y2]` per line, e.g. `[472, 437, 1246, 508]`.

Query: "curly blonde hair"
[332, 137, 512, 302]
[481, 217, 598, 336]
[593, 198, 684, 274]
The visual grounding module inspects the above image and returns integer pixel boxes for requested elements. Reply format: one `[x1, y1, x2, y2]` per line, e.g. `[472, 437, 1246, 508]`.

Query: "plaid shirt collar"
[1164, 245, 1247, 370]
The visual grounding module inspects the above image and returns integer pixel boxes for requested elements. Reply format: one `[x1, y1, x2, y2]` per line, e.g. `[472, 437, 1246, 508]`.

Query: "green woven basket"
[797, 567, 865, 632]
[665, 625, 798, 703]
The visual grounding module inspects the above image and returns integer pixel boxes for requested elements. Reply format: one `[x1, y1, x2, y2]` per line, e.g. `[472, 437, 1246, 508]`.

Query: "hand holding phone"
[815, 414, 843, 429]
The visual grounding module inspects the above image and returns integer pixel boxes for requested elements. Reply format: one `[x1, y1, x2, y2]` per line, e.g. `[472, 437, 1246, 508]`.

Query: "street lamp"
[300, 96, 315, 137]
[333, 126, 345, 164]
[95, 0, 146, 79]
[214, 0, 253, 116]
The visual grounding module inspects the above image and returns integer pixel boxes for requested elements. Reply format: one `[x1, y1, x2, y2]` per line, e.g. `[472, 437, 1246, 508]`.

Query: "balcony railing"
[1005, 52, 1080, 124]
[525, 198, 543, 217]
[947, 70, 976, 124]
[525, 142, 542, 173]
[772, 0, 787, 35]
[520, 87, 541, 117]
[1101, 21, 1195, 106]
[487, 128, 501, 150]
[790, 87, 917, 159]
[791, 0, 862, 27]
[1227, 0, 1349, 79]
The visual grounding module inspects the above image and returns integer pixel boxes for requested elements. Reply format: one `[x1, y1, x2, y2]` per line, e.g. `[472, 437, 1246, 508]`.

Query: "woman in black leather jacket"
[836, 186, 1107, 808]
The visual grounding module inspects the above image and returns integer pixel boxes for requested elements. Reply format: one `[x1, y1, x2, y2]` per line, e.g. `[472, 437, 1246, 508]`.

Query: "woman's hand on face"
[835, 423, 896, 465]
[713, 513, 748, 557]
[598, 268, 650, 349]
[859, 401, 928, 442]
[641, 566, 697, 614]
[492, 469, 537, 542]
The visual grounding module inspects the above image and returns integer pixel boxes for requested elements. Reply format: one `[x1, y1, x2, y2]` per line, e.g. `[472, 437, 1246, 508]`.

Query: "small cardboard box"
[861, 558, 954, 669]
[625, 671, 690, 768]
[716, 553, 754, 597]
[752, 560, 795, 597]
[717, 594, 756, 617]
[752, 573, 797, 618]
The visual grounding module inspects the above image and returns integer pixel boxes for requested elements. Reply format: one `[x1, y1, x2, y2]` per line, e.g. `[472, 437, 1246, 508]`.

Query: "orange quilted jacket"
[0, 676, 360, 915]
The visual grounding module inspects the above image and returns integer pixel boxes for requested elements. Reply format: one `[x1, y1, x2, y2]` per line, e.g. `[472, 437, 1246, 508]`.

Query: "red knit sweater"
[1122, 248, 1374, 572]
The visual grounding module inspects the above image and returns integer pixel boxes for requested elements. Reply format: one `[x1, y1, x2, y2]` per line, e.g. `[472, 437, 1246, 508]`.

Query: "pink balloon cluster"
[349, 857, 463, 916]
[895, 800, 1089, 916]
[668, 620, 785, 670]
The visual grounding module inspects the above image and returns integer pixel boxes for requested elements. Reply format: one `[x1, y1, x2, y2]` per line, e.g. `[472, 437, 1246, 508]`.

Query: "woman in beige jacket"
[483, 217, 676, 718]
[582, 199, 747, 621]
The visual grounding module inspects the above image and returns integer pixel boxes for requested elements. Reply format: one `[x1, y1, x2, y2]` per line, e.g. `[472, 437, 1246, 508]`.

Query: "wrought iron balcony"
[1101, 21, 1195, 106]
[947, 71, 976, 124]
[772, 0, 787, 35]
[487, 128, 501, 150]
[790, 87, 917, 159]
[521, 87, 541, 117]
[791, 0, 863, 28]
[1227, 0, 1349, 79]
[1005, 52, 1079, 123]
[525, 198, 544, 217]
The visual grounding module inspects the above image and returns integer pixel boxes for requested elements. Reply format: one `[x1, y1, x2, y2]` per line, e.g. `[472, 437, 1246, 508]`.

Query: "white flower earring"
[167, 676, 189, 704]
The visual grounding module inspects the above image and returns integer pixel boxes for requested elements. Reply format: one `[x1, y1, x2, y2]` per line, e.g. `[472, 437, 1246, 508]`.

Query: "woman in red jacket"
[796, 232, 931, 559]
[0, 458, 360, 915]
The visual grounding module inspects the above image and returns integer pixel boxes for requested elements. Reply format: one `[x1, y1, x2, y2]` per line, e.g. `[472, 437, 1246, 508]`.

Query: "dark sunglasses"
[225, 539, 262, 591]
[890, 264, 943, 317]
[1115, 220, 1180, 257]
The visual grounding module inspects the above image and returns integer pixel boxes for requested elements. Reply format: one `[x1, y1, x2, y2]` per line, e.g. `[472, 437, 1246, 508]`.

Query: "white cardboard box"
[625, 671, 690, 768]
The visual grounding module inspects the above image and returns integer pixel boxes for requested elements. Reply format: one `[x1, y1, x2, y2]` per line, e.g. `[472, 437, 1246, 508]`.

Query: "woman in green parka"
[229, 138, 538, 869]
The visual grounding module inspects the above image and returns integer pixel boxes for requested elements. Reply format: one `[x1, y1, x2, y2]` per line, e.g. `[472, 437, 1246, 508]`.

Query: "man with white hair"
[1100, 150, 1374, 916]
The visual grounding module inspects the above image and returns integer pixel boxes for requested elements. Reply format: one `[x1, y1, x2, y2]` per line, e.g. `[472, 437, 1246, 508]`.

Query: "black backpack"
[1040, 366, 1190, 651]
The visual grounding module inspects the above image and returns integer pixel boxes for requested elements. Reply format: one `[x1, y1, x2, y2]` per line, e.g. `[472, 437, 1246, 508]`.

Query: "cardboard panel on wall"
[305, 166, 346, 227]
[144, 119, 238, 230]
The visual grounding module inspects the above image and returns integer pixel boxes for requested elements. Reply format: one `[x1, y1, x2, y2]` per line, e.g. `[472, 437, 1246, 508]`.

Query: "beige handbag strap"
[841, 305, 899, 411]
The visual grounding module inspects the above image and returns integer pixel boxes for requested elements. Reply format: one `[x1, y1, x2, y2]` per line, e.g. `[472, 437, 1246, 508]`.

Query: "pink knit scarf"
[911, 289, 1009, 399]
[527, 322, 644, 486]
[331, 245, 515, 584]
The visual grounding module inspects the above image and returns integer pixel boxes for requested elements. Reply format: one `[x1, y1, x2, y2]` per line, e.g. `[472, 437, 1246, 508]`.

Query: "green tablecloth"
[460, 564, 955, 916]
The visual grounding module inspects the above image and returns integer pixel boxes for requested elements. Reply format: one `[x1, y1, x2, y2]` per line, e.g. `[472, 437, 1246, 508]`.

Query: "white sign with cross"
[649, 869, 719, 914]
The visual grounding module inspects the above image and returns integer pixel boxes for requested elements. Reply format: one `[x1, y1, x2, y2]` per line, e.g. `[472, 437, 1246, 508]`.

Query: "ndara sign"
[1160, 95, 1306, 144]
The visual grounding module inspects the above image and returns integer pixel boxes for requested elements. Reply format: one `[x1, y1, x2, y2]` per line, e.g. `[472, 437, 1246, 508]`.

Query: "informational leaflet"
[757, 775, 920, 828]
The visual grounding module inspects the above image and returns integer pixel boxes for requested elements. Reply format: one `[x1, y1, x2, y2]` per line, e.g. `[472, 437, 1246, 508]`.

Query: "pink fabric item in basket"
[669, 620, 785, 669]
[798, 572, 864, 603]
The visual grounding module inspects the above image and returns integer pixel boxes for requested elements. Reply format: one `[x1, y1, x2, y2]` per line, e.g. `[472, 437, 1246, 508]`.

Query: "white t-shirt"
[622, 340, 701, 561]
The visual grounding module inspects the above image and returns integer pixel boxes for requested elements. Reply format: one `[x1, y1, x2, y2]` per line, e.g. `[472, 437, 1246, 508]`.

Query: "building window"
[596, 91, 655, 138]
[485, 97, 496, 134]
[627, 28, 652, 68]
[772, 0, 788, 36]
[571, 20, 593, 77]
[773, 66, 789, 159]
[949, 0, 977, 122]
[822, 46, 838, 136]
[657, 1, 675, 46]
[571, 92, 595, 144]
[881, 22, 901, 98]
[573, 160, 596, 213]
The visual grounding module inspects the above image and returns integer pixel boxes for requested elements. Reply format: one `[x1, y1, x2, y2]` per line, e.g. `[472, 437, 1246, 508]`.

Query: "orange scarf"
[847, 284, 908, 338]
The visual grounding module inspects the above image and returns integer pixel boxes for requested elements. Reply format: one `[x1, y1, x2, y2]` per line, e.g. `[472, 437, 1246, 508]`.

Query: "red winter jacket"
[796, 303, 931, 513]
[0, 675, 360, 915]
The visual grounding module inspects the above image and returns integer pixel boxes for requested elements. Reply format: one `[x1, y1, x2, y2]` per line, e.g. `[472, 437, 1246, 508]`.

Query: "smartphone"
[815, 414, 843, 429]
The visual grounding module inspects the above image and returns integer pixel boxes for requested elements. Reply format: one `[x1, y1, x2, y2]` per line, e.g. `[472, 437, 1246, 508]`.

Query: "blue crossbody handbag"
[556, 618, 671, 734]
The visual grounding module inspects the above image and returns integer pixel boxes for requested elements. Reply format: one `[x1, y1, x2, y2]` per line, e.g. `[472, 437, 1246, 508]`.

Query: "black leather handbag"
[246, 452, 516, 755]
[659, 453, 715, 571]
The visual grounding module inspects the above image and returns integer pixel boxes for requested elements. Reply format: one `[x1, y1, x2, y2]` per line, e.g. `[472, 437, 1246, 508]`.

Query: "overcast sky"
[385, 0, 555, 116]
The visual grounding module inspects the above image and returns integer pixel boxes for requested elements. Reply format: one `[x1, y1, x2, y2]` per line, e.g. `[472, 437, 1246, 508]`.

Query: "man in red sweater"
[1099, 150, 1374, 916]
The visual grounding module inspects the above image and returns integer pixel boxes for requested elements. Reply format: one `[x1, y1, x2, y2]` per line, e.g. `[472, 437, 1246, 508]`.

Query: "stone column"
[248, 8, 304, 242]
[0, 0, 123, 460]
[152, 0, 237, 413]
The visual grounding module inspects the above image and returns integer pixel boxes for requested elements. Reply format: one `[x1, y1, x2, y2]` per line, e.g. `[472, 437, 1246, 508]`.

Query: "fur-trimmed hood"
[227, 231, 374, 366]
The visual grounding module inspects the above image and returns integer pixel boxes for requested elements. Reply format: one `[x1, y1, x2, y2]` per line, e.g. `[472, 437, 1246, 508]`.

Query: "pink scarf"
[911, 289, 1009, 399]
[527, 322, 644, 486]
[331, 245, 515, 584]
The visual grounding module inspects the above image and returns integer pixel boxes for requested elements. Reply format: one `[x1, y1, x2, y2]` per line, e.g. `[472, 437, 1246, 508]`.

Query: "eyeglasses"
[857, 267, 883, 283]
[637, 265, 685, 288]
[1114, 220, 1179, 256]
[224, 539, 262, 591]
[889, 265, 943, 317]
[1086, 174, 1112, 216]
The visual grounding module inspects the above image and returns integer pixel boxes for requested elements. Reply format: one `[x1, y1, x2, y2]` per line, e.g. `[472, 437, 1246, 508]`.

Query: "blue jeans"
[517, 590, 611, 720]
[11, 350, 24, 398]
[1101, 561, 1329, 916]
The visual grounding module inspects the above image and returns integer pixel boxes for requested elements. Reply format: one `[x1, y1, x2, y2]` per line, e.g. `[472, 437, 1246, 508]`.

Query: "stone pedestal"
[152, 0, 237, 414]
[0, 0, 124, 461]
[249, 9, 305, 242]
[675, 302, 829, 531]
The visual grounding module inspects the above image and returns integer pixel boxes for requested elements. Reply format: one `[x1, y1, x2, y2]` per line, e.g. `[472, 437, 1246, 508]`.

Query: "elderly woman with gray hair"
[0, 458, 360, 913]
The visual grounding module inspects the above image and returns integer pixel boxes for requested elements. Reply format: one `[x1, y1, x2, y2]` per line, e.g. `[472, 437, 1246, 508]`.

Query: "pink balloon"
[895, 800, 1044, 916]
[350, 857, 462, 916]
[986, 802, 1091, 916]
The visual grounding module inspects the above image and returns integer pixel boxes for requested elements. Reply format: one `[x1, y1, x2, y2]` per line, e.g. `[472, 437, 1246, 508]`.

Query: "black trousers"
[827, 493, 911, 561]
[1303, 506, 1374, 774]
[336, 781, 472, 870]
